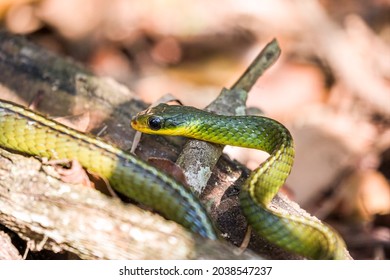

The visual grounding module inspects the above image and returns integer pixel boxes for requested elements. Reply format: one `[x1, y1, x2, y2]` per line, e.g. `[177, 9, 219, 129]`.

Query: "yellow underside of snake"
[0, 99, 347, 259]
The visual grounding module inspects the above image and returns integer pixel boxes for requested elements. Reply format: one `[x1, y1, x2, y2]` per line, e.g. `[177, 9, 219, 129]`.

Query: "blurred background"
[1, 0, 389, 259]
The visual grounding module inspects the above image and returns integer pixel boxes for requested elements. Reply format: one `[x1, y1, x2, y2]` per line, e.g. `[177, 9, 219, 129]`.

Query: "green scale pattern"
[131, 103, 347, 260]
[0, 99, 216, 240]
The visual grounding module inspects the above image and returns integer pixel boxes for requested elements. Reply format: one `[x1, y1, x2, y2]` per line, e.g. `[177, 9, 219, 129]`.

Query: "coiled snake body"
[131, 103, 347, 260]
[0, 100, 347, 259]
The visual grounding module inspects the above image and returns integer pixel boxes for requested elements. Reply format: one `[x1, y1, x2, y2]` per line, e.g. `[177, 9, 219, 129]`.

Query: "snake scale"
[0, 99, 347, 259]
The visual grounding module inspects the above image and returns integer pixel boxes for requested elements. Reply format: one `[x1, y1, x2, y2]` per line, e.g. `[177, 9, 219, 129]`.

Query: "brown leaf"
[53, 159, 93, 189]
[147, 157, 188, 187]
[337, 170, 390, 221]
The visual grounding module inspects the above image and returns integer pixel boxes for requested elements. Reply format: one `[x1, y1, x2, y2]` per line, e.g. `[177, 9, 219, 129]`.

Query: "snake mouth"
[130, 115, 151, 133]
[130, 116, 141, 130]
[130, 119, 141, 131]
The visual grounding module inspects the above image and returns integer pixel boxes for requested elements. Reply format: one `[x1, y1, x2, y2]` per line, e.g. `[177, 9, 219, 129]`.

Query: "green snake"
[0, 99, 347, 259]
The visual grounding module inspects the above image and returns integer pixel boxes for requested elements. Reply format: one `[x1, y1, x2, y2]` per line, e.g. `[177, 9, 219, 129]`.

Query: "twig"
[177, 39, 281, 194]
[230, 38, 281, 92]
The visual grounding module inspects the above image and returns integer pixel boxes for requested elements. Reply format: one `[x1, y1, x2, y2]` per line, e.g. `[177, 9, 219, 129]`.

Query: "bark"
[0, 230, 22, 260]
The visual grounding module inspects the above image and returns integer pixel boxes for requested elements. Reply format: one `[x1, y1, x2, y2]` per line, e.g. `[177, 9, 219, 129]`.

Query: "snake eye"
[148, 116, 163, 130]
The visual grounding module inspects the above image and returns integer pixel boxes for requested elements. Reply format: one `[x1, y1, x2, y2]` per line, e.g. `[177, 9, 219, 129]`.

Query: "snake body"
[131, 103, 347, 260]
[0, 99, 347, 259]
[0, 99, 216, 239]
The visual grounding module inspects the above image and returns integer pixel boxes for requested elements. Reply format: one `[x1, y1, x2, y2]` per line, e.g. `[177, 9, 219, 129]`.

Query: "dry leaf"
[337, 170, 390, 221]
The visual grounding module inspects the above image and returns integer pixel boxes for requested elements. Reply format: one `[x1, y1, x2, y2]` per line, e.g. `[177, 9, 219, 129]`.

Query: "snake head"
[131, 103, 197, 136]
